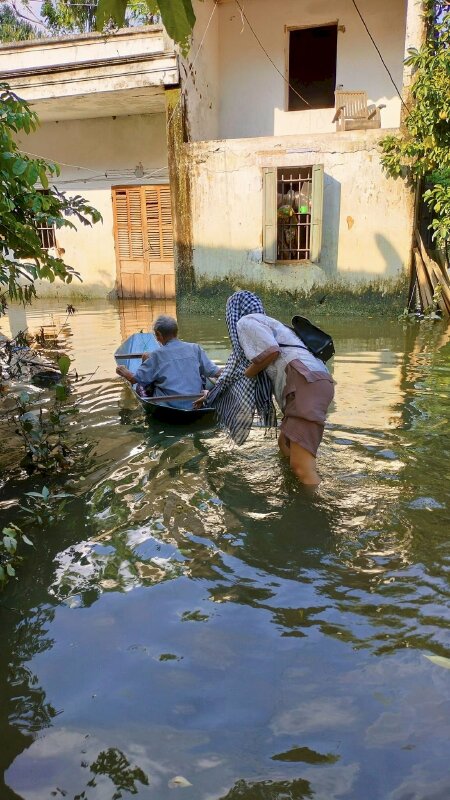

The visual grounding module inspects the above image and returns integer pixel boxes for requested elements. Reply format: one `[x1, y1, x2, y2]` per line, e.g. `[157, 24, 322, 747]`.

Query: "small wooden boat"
[114, 332, 216, 425]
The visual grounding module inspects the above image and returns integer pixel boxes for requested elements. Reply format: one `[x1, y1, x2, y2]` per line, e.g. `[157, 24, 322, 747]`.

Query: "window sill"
[273, 259, 312, 266]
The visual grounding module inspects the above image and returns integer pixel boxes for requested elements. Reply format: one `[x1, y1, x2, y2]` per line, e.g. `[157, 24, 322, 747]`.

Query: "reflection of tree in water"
[72, 748, 149, 800]
[218, 776, 312, 799]
[1, 605, 57, 792]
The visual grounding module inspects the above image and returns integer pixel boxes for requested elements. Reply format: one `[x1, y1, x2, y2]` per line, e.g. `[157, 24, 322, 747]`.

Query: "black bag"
[287, 315, 335, 362]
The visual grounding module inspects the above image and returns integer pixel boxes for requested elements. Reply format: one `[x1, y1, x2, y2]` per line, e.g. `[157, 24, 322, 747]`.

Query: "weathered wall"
[182, 0, 220, 141]
[17, 114, 169, 297]
[187, 0, 406, 141]
[187, 129, 414, 289]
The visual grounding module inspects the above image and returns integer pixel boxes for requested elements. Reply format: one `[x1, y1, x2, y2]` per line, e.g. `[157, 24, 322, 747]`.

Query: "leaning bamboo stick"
[414, 229, 450, 315]
[413, 248, 434, 310]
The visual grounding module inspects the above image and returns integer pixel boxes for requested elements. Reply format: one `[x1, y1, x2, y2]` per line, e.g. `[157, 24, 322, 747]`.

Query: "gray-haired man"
[116, 315, 221, 399]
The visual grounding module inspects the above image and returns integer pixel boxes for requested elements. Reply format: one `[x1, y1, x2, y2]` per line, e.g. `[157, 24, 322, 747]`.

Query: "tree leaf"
[40, 169, 49, 190]
[58, 354, 71, 376]
[55, 383, 68, 401]
[424, 654, 450, 670]
[96, 0, 128, 29]
[12, 158, 28, 176]
[21, 534, 34, 546]
[6, 564, 16, 577]
[155, 0, 195, 54]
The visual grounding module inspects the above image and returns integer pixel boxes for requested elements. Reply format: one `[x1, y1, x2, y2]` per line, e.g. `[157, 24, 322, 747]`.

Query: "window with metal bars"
[277, 167, 312, 261]
[36, 190, 57, 250]
[262, 164, 324, 264]
[36, 223, 57, 250]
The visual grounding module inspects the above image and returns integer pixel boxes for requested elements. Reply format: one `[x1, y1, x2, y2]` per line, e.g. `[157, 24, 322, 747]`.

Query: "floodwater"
[0, 299, 449, 800]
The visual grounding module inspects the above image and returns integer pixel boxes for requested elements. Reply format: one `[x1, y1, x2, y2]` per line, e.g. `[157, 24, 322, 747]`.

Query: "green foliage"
[0, 4, 41, 41]
[0, 523, 33, 587]
[41, 0, 158, 35]
[380, 1, 450, 251]
[19, 485, 74, 526]
[13, 347, 78, 472]
[41, 0, 98, 34]
[96, 0, 195, 52]
[14, 389, 78, 473]
[0, 83, 101, 312]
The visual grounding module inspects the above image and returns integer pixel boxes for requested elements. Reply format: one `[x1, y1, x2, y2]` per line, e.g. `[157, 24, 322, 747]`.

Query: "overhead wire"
[234, 0, 310, 107]
[18, 151, 168, 182]
[350, 0, 410, 114]
[167, 0, 218, 128]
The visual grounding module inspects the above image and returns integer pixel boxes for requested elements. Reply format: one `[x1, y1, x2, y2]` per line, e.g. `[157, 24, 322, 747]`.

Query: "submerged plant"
[19, 485, 74, 526]
[0, 523, 33, 586]
[12, 353, 78, 472]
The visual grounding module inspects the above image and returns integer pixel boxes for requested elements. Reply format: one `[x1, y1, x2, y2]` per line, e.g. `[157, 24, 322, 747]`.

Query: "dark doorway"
[288, 25, 338, 111]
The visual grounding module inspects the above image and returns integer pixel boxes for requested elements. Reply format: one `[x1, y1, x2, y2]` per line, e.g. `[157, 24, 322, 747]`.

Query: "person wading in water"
[202, 291, 334, 486]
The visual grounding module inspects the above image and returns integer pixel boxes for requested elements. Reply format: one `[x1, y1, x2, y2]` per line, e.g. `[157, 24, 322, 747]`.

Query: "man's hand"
[193, 390, 209, 409]
[116, 365, 136, 384]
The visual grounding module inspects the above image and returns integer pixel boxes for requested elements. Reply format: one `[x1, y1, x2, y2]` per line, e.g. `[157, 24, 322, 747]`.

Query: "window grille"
[263, 165, 324, 264]
[36, 190, 57, 250]
[277, 167, 312, 261]
[37, 223, 57, 250]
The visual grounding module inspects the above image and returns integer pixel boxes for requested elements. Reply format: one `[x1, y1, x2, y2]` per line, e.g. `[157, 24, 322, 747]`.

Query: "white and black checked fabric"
[207, 291, 277, 445]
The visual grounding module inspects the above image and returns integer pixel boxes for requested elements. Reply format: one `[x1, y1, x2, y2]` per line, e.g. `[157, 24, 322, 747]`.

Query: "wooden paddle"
[141, 393, 205, 404]
[115, 353, 149, 359]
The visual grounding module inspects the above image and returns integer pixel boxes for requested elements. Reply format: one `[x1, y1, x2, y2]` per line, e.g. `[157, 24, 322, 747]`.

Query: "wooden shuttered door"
[113, 185, 175, 299]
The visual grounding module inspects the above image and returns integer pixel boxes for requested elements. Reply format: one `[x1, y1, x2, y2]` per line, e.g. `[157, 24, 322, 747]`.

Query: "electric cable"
[234, 0, 310, 107]
[350, 0, 410, 114]
[167, 0, 218, 128]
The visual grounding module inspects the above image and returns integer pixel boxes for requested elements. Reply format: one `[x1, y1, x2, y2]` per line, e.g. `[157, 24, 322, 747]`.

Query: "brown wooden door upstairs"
[112, 185, 175, 299]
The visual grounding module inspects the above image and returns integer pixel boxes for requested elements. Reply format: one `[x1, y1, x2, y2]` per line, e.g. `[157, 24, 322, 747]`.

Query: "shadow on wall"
[323, 173, 341, 276]
[375, 233, 407, 279]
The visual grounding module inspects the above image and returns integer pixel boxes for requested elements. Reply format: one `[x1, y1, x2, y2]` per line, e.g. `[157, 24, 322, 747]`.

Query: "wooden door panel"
[164, 273, 176, 299]
[113, 185, 175, 299]
[120, 273, 135, 299]
[150, 274, 165, 299]
[149, 261, 174, 275]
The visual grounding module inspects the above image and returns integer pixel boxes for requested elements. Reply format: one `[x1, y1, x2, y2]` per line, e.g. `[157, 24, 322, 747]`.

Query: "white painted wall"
[188, 0, 406, 140]
[187, 129, 414, 289]
[182, 0, 220, 141]
[17, 114, 169, 296]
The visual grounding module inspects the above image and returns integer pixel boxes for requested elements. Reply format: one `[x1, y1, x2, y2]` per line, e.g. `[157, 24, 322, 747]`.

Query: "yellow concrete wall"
[17, 113, 169, 297]
[187, 129, 414, 288]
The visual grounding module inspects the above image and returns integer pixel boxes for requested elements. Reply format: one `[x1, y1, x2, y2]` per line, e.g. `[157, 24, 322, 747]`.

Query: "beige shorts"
[280, 361, 335, 457]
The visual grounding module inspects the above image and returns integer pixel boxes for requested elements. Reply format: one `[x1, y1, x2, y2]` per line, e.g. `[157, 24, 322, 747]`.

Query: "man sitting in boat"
[116, 315, 220, 404]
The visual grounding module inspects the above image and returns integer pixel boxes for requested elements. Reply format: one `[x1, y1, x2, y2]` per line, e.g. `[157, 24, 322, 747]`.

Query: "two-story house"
[0, 0, 425, 299]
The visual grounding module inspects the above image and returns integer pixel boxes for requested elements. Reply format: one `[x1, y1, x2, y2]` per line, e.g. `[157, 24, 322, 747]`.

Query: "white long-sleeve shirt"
[236, 313, 330, 410]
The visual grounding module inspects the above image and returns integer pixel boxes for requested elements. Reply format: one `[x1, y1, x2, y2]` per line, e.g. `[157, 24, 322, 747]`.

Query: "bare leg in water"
[278, 432, 321, 487]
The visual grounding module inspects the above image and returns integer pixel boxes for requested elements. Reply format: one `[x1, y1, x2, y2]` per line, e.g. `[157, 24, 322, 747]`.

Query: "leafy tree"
[96, 0, 195, 52]
[0, 83, 101, 311]
[41, 0, 158, 36]
[0, 3, 41, 42]
[381, 1, 450, 256]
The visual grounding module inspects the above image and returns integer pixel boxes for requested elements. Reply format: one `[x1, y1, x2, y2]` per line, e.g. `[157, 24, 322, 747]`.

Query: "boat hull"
[137, 393, 215, 425]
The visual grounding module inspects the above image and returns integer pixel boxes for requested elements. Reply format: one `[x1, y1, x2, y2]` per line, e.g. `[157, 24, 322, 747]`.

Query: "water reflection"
[0, 301, 449, 800]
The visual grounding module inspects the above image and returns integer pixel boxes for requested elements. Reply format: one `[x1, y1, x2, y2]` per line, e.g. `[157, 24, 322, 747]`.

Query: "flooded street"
[0, 299, 449, 800]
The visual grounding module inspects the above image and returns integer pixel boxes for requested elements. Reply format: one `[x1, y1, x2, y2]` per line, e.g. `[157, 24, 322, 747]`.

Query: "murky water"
[0, 300, 449, 800]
